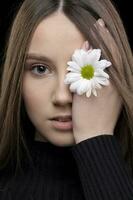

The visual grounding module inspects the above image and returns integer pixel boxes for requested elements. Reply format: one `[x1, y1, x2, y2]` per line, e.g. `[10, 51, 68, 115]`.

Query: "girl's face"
[22, 12, 85, 146]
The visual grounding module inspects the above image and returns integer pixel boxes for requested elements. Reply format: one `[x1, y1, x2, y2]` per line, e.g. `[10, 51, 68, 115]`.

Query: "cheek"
[23, 89, 41, 121]
[22, 84, 43, 129]
[22, 76, 54, 112]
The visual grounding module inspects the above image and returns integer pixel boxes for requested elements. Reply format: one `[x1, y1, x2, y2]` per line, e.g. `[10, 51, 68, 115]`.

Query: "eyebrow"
[26, 53, 53, 63]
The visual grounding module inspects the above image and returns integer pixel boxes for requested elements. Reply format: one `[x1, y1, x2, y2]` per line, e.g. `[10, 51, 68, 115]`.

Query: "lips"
[50, 115, 72, 131]
[51, 115, 72, 122]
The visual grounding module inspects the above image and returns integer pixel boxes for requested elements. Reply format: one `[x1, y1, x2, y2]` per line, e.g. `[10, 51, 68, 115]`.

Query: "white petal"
[97, 78, 110, 86]
[86, 87, 92, 98]
[86, 49, 101, 65]
[100, 71, 109, 79]
[92, 88, 98, 96]
[80, 49, 88, 56]
[83, 80, 92, 92]
[64, 75, 81, 84]
[81, 53, 90, 66]
[72, 50, 84, 66]
[79, 50, 90, 66]
[69, 79, 82, 92]
[66, 67, 79, 72]
[95, 69, 109, 79]
[87, 79, 99, 97]
[102, 79, 110, 86]
[91, 79, 96, 88]
[95, 76, 107, 82]
[95, 60, 112, 70]
[67, 61, 81, 72]
[64, 73, 81, 84]
[65, 72, 81, 79]
[105, 61, 112, 67]
[77, 79, 89, 95]
[92, 78, 102, 89]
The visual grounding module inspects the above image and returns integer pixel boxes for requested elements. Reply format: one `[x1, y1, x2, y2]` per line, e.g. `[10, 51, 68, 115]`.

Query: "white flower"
[64, 48, 111, 98]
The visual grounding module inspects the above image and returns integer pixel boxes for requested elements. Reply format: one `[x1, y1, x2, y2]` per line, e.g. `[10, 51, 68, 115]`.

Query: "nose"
[52, 76, 72, 106]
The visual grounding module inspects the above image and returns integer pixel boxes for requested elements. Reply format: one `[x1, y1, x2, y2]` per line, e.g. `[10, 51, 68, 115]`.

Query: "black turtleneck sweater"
[0, 135, 133, 199]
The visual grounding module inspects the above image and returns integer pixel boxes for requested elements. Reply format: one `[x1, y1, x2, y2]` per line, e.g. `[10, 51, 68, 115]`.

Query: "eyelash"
[30, 64, 51, 76]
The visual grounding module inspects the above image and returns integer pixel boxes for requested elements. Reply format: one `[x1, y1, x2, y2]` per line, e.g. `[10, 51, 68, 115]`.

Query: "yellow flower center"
[81, 65, 94, 79]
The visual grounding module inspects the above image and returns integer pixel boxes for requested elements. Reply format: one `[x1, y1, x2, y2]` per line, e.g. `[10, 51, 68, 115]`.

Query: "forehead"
[28, 12, 85, 62]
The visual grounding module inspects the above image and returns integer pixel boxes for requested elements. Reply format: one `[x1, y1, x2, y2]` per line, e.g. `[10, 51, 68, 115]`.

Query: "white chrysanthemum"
[64, 48, 111, 98]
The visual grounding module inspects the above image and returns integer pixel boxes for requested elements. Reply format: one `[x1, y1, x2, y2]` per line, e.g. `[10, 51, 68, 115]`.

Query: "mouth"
[50, 115, 73, 131]
[51, 115, 72, 121]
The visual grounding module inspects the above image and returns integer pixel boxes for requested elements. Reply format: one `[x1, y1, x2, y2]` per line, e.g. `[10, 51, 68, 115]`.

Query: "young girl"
[0, 0, 133, 199]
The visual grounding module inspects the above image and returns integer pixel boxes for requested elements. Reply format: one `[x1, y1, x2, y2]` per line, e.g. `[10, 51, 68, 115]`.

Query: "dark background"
[0, 0, 132, 68]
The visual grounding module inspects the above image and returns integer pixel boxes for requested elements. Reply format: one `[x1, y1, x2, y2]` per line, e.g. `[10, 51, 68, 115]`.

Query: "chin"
[35, 130, 76, 147]
[49, 135, 76, 147]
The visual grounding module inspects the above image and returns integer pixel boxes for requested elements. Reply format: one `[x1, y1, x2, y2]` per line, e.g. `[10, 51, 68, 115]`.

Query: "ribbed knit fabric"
[0, 135, 133, 199]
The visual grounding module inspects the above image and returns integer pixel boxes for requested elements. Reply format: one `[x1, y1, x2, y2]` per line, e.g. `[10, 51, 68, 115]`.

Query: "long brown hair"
[0, 0, 133, 176]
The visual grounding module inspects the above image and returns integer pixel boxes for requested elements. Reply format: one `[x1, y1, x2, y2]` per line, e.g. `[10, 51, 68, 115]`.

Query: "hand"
[72, 20, 123, 144]
[72, 82, 122, 144]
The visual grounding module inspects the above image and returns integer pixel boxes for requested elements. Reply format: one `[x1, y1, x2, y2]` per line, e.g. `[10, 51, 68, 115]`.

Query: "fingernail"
[97, 19, 105, 27]
[85, 41, 89, 50]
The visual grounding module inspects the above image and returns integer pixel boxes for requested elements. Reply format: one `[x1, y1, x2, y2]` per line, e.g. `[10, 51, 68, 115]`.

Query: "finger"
[94, 18, 122, 66]
[81, 40, 90, 51]
[95, 19, 113, 44]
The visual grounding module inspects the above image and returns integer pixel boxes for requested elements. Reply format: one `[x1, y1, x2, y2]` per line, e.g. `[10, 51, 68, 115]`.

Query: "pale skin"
[22, 12, 122, 146]
[73, 19, 123, 143]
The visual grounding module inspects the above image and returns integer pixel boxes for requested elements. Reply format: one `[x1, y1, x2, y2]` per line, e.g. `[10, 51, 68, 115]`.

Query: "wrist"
[74, 132, 114, 144]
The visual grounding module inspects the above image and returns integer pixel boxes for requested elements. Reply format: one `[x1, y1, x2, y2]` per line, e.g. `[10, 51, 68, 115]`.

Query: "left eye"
[31, 64, 51, 75]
